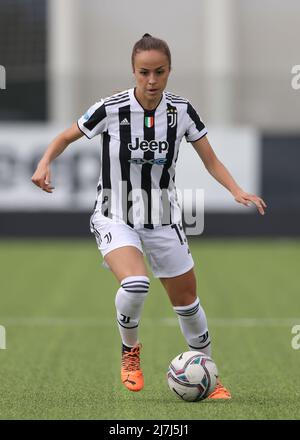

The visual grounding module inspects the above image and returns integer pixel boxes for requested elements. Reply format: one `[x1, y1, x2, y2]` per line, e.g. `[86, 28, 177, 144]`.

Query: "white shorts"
[90, 211, 194, 278]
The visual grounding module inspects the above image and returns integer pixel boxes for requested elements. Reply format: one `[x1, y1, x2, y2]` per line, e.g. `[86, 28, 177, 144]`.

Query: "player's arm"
[191, 135, 267, 215]
[31, 122, 83, 193]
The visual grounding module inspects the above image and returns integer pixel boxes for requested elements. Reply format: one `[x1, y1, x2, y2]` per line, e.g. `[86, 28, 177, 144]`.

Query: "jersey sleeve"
[77, 100, 107, 139]
[184, 102, 207, 142]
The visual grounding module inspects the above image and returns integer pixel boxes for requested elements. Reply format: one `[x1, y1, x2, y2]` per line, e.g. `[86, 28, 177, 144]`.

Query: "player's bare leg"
[160, 268, 231, 399]
[104, 245, 148, 282]
[105, 246, 148, 392]
[160, 267, 197, 306]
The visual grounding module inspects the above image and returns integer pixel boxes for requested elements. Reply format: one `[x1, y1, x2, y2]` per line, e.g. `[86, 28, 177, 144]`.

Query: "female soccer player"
[32, 34, 266, 398]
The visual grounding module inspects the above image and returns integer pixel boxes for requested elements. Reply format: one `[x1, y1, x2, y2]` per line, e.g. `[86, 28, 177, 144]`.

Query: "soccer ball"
[167, 351, 218, 402]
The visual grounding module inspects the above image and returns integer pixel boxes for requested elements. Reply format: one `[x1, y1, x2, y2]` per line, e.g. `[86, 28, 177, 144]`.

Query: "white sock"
[173, 297, 212, 356]
[115, 275, 150, 348]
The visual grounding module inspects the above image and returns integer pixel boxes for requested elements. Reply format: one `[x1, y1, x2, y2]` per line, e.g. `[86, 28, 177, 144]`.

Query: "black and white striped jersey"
[77, 88, 207, 229]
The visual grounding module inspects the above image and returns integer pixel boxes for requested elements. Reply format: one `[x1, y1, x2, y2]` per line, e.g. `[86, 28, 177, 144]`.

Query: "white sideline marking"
[0, 317, 299, 327]
[163, 318, 300, 327]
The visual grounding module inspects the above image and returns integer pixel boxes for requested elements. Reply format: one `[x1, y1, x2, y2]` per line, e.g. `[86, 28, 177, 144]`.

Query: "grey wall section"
[1, 211, 299, 238]
[262, 135, 300, 210]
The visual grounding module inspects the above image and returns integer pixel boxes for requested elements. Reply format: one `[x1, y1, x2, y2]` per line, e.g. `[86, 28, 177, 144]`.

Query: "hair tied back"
[132, 34, 171, 69]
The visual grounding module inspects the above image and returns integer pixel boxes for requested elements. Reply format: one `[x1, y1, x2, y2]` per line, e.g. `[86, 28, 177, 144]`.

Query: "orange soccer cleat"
[121, 343, 144, 392]
[208, 378, 231, 399]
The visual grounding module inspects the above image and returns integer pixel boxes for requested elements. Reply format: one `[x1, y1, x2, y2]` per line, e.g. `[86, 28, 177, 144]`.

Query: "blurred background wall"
[0, 0, 299, 237]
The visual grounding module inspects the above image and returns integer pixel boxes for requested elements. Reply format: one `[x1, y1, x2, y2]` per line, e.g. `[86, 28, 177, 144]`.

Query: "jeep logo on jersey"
[128, 138, 169, 153]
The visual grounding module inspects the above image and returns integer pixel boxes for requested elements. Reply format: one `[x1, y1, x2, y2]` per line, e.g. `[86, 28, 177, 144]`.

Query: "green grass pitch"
[0, 238, 300, 420]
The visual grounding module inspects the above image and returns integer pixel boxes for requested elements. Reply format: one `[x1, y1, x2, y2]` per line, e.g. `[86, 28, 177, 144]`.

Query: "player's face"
[133, 50, 170, 104]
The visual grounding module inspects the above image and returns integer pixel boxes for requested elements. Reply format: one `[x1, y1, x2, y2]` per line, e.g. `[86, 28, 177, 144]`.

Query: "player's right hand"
[31, 161, 55, 193]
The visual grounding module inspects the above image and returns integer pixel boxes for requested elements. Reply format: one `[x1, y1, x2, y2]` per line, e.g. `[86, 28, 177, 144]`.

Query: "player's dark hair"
[131, 34, 171, 70]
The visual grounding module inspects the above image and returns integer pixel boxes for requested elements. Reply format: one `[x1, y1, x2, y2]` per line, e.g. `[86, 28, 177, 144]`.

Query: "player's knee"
[171, 292, 196, 307]
[120, 275, 150, 298]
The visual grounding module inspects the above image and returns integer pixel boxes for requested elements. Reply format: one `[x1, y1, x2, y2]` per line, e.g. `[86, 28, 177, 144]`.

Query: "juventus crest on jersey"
[77, 88, 207, 229]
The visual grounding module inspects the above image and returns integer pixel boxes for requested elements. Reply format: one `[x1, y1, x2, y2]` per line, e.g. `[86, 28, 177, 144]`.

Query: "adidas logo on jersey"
[120, 118, 130, 125]
[128, 138, 169, 153]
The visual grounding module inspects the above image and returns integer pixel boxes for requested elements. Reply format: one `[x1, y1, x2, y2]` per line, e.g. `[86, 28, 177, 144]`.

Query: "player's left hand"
[233, 189, 267, 215]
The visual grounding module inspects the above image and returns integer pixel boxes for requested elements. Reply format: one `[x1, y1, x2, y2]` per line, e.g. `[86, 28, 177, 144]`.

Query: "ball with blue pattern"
[167, 351, 218, 402]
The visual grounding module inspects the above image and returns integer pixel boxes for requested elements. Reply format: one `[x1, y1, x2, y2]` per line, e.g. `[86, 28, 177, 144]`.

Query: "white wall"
[48, 0, 300, 129]
[0, 125, 259, 213]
